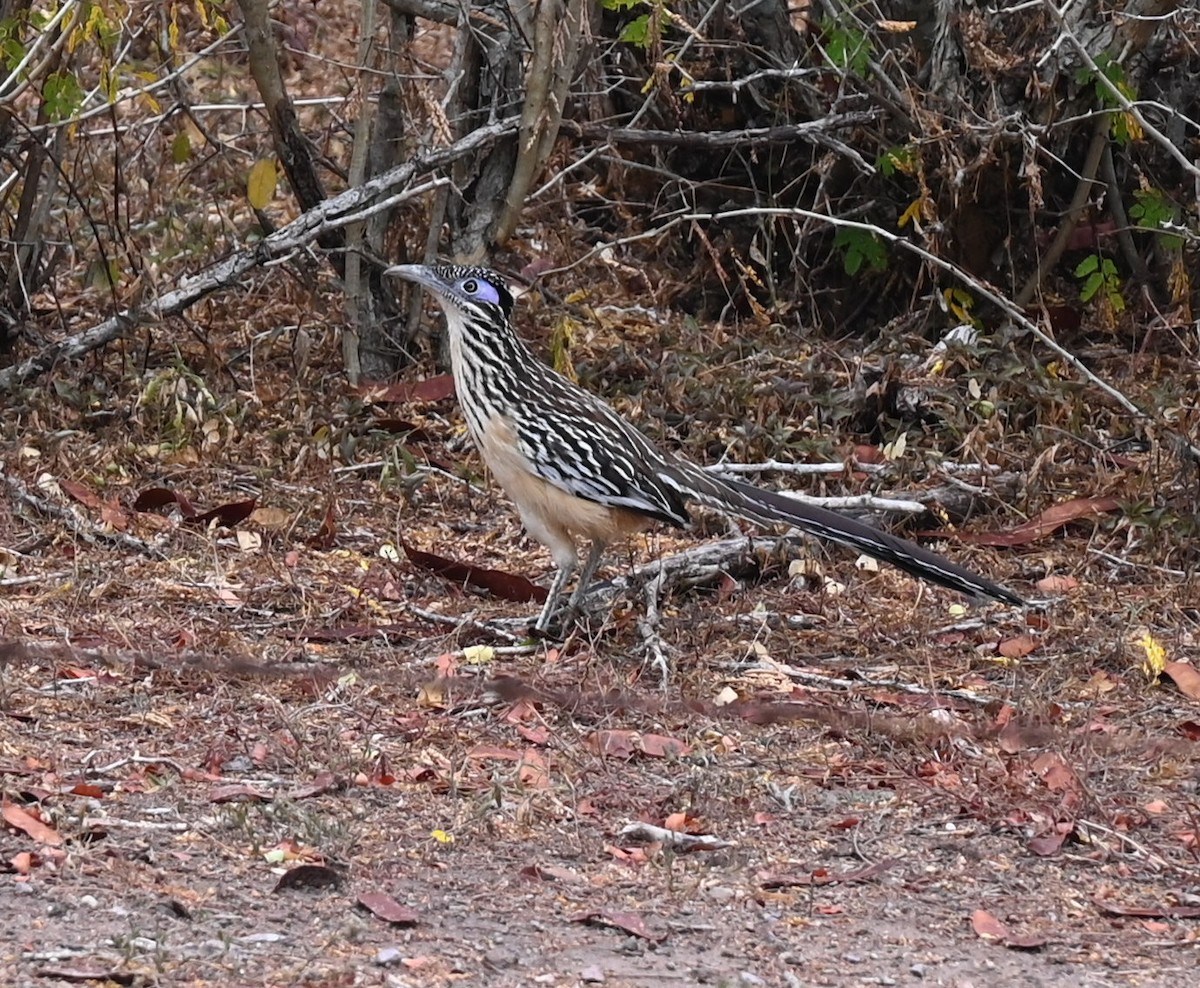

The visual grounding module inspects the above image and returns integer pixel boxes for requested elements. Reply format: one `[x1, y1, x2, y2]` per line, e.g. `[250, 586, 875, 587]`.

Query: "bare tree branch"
[0, 119, 519, 394]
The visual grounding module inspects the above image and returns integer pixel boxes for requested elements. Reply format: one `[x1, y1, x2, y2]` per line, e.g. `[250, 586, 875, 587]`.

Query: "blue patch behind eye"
[462, 278, 501, 305]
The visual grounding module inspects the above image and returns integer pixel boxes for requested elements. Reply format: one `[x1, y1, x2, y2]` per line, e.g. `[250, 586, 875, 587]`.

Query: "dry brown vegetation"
[2, 2, 1200, 986]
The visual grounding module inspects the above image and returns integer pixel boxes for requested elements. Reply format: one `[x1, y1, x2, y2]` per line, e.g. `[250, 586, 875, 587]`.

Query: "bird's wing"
[511, 391, 691, 528]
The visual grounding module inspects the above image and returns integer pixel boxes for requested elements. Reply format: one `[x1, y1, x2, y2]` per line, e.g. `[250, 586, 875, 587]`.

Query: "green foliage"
[1129, 189, 1183, 250]
[0, 16, 25, 70]
[621, 14, 652, 47]
[1074, 253, 1125, 312]
[834, 227, 887, 275]
[42, 70, 85, 121]
[1075, 53, 1141, 145]
[878, 145, 916, 177]
[820, 17, 873, 76]
[603, 0, 659, 49]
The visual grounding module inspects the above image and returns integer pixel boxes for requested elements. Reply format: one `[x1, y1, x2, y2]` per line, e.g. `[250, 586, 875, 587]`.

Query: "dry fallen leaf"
[2, 800, 63, 846]
[1162, 662, 1200, 701]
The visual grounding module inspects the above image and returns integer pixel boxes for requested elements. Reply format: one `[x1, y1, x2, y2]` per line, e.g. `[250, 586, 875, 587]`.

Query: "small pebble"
[910, 963, 927, 978]
[375, 947, 403, 967]
[580, 965, 606, 983]
[78, 894, 99, 909]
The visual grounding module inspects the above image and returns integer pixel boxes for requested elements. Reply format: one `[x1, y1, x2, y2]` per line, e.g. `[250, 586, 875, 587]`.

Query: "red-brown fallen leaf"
[468, 744, 523, 761]
[663, 811, 688, 831]
[519, 862, 586, 884]
[998, 634, 1039, 659]
[604, 843, 648, 865]
[69, 783, 105, 799]
[570, 909, 666, 942]
[368, 418, 433, 442]
[1036, 574, 1078, 593]
[208, 783, 270, 803]
[515, 724, 550, 745]
[1145, 799, 1169, 815]
[132, 487, 257, 527]
[518, 749, 551, 789]
[34, 966, 135, 985]
[1028, 824, 1072, 857]
[60, 478, 105, 508]
[753, 812, 777, 826]
[273, 864, 343, 892]
[503, 698, 541, 723]
[1177, 720, 1200, 741]
[1032, 752, 1080, 793]
[361, 374, 455, 404]
[638, 733, 690, 758]
[357, 892, 419, 925]
[403, 542, 547, 604]
[586, 730, 691, 760]
[921, 496, 1121, 547]
[288, 772, 341, 800]
[972, 908, 1008, 940]
[1093, 897, 1200, 919]
[1161, 662, 1200, 700]
[2, 800, 63, 846]
[10, 850, 34, 874]
[758, 858, 898, 888]
[307, 497, 338, 548]
[851, 444, 885, 464]
[587, 730, 636, 759]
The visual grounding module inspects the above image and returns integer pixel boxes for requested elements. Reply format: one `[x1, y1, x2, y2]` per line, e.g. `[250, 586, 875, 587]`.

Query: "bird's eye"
[462, 279, 479, 294]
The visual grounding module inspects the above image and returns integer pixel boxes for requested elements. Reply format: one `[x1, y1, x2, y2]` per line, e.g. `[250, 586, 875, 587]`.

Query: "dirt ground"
[3, 327, 1199, 987]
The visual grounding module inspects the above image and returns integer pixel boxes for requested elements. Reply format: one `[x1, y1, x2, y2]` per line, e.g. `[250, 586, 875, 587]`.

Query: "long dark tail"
[662, 461, 1025, 606]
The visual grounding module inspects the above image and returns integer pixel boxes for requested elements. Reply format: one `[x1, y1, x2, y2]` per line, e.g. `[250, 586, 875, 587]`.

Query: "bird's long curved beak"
[383, 264, 435, 289]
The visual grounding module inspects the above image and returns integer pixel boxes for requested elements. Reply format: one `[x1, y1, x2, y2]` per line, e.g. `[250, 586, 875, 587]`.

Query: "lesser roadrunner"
[387, 264, 1024, 630]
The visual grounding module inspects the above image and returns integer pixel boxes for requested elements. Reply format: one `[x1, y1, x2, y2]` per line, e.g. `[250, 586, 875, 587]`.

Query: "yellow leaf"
[431, 829, 454, 844]
[1140, 633, 1167, 679]
[898, 199, 923, 229]
[462, 644, 495, 665]
[247, 158, 278, 209]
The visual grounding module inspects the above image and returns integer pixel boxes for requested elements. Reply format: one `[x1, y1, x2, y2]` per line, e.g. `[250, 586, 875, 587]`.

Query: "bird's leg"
[564, 540, 608, 616]
[535, 561, 574, 631]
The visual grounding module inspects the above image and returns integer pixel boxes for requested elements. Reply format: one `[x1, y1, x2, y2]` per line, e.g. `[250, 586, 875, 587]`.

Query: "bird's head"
[385, 264, 515, 326]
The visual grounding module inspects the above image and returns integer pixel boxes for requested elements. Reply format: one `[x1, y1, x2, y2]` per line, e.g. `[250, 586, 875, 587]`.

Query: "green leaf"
[821, 17, 873, 76]
[43, 71, 85, 121]
[1080, 273, 1102, 303]
[619, 13, 651, 47]
[834, 227, 886, 276]
[1073, 255, 1099, 277]
[601, 0, 641, 9]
